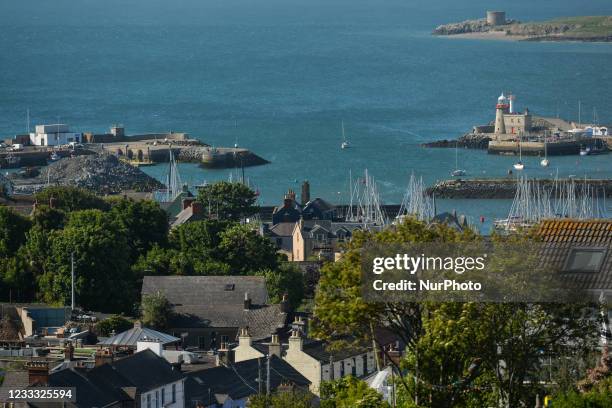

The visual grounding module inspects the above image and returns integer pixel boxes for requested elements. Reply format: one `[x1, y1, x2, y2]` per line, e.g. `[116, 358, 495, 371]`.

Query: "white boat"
[580, 146, 589, 156]
[341, 121, 349, 149]
[513, 134, 525, 170]
[540, 132, 549, 167]
[451, 141, 466, 177]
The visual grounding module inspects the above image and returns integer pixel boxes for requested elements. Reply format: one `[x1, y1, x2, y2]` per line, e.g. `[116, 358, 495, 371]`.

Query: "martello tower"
[494, 93, 509, 135]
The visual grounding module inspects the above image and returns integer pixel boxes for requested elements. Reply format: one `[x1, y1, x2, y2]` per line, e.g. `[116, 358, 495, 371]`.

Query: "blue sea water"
[1, 0, 612, 230]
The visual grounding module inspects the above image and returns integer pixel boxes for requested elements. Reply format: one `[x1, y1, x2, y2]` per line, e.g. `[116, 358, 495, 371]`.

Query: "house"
[29, 124, 82, 147]
[184, 353, 310, 408]
[2, 349, 186, 408]
[234, 329, 376, 395]
[292, 219, 367, 261]
[262, 222, 296, 260]
[141, 276, 291, 350]
[271, 193, 302, 225]
[536, 219, 612, 299]
[171, 199, 206, 228]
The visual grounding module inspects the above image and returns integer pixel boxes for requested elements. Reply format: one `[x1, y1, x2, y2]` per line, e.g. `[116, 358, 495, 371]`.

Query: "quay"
[428, 178, 612, 199]
[2, 124, 269, 169]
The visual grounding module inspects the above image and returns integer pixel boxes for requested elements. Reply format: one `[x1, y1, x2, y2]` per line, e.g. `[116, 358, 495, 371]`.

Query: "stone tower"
[494, 93, 508, 136]
[486, 11, 506, 26]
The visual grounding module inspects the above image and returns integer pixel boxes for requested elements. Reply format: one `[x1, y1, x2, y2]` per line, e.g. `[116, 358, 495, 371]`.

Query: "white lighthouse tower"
[494, 93, 509, 137]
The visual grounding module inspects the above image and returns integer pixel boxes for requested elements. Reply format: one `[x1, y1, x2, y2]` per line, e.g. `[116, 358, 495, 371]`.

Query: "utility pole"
[266, 354, 271, 396]
[71, 252, 75, 311]
[258, 357, 262, 394]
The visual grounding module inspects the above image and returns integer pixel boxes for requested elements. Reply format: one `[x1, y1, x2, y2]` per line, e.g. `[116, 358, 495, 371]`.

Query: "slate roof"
[171, 204, 206, 228]
[536, 219, 612, 292]
[0, 370, 29, 403]
[32, 350, 185, 408]
[142, 276, 269, 306]
[268, 222, 297, 237]
[142, 276, 287, 339]
[301, 339, 370, 362]
[185, 355, 310, 405]
[98, 324, 180, 347]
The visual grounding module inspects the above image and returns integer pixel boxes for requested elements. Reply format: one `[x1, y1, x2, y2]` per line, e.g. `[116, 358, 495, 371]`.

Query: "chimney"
[269, 334, 282, 358]
[244, 292, 251, 310]
[288, 330, 303, 352]
[216, 342, 233, 366]
[95, 348, 114, 367]
[191, 201, 203, 215]
[283, 198, 292, 209]
[301, 181, 310, 205]
[133, 321, 142, 329]
[286, 189, 296, 201]
[64, 342, 74, 362]
[26, 362, 49, 386]
[182, 197, 195, 210]
[238, 328, 252, 348]
[280, 293, 290, 314]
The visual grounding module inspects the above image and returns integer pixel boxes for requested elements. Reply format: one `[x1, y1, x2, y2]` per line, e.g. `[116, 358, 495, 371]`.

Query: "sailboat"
[513, 133, 525, 170]
[451, 141, 466, 177]
[341, 121, 349, 149]
[540, 131, 549, 167]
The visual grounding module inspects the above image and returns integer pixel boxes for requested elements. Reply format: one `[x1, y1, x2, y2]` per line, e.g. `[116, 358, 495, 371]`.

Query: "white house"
[29, 124, 82, 146]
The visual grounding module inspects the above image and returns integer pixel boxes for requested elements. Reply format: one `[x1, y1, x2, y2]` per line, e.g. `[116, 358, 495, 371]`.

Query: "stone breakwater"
[427, 178, 612, 199]
[422, 134, 491, 149]
[433, 19, 519, 36]
[9, 154, 163, 195]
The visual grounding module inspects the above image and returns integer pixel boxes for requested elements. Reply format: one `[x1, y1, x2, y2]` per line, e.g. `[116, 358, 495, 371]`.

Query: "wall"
[141, 379, 185, 408]
[284, 347, 322, 395]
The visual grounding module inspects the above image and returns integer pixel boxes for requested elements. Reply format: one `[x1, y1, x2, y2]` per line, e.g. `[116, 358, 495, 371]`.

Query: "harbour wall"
[428, 178, 612, 199]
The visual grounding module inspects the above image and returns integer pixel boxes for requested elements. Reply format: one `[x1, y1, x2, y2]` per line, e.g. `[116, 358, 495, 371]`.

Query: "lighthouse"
[494, 93, 509, 136]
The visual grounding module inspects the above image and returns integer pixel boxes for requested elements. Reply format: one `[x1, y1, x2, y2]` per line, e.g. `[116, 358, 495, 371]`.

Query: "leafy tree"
[219, 224, 279, 275]
[0, 206, 31, 257]
[320, 377, 390, 408]
[37, 210, 133, 312]
[256, 263, 305, 309]
[96, 315, 133, 336]
[196, 181, 258, 221]
[108, 198, 169, 260]
[142, 291, 173, 329]
[34, 186, 109, 212]
[31, 204, 66, 231]
[248, 390, 314, 408]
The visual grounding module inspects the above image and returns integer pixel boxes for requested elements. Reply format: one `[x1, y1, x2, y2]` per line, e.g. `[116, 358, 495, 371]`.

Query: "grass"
[526, 16, 612, 37]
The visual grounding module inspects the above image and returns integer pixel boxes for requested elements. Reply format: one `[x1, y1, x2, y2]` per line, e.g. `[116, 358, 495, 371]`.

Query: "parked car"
[11, 144, 24, 151]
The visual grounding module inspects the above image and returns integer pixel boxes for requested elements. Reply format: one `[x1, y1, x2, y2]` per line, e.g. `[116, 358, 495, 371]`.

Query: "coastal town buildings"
[29, 124, 82, 147]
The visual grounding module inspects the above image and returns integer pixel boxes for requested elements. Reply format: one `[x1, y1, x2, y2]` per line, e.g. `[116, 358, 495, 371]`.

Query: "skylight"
[564, 248, 607, 273]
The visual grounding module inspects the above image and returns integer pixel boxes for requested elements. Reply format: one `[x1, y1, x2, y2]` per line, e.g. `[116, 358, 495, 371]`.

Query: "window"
[339, 361, 345, 377]
[198, 336, 206, 349]
[161, 388, 165, 406]
[210, 331, 217, 349]
[155, 391, 159, 408]
[146, 394, 151, 408]
[221, 335, 229, 344]
[224, 284, 235, 291]
[276, 238, 283, 247]
[564, 248, 607, 272]
[172, 384, 176, 403]
[352, 358, 357, 376]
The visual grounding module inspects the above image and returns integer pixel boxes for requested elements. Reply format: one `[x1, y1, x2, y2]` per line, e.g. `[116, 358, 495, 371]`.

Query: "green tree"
[320, 377, 390, 408]
[109, 198, 169, 260]
[142, 291, 173, 329]
[196, 181, 258, 221]
[256, 263, 305, 309]
[31, 204, 66, 231]
[96, 315, 133, 336]
[0, 206, 31, 257]
[219, 224, 279, 275]
[37, 210, 133, 312]
[248, 390, 314, 408]
[0, 206, 32, 301]
[34, 186, 109, 212]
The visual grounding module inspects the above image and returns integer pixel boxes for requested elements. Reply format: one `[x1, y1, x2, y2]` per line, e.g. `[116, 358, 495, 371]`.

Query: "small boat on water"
[451, 141, 466, 177]
[513, 135, 525, 170]
[580, 146, 589, 156]
[540, 132, 550, 167]
[340, 121, 349, 149]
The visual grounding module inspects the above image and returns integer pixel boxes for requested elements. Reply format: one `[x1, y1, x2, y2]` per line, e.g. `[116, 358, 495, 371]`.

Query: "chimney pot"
[244, 292, 251, 310]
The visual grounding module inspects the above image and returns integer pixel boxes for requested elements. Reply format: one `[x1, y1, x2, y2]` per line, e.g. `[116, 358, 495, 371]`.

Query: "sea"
[1, 0, 612, 232]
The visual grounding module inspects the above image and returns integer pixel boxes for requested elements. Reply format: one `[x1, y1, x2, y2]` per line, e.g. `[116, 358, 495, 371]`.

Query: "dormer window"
[564, 248, 607, 273]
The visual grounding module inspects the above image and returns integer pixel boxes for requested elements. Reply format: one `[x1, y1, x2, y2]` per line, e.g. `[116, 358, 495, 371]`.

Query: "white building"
[29, 124, 82, 146]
